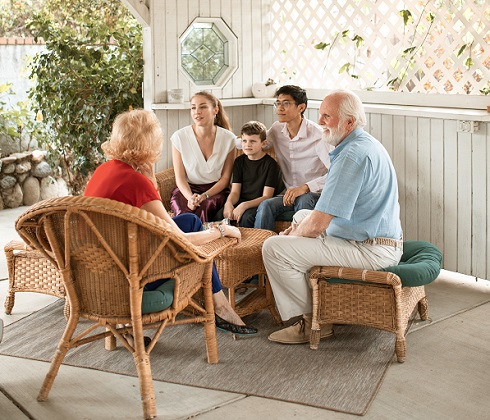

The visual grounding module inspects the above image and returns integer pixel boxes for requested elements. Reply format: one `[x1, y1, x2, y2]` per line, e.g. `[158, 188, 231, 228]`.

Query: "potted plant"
[252, 78, 278, 98]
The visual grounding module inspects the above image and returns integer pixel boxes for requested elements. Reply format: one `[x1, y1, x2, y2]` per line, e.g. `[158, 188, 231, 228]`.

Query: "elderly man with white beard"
[263, 89, 404, 345]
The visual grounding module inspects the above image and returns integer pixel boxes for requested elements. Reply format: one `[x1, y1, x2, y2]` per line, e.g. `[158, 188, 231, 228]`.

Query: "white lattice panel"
[270, 0, 490, 95]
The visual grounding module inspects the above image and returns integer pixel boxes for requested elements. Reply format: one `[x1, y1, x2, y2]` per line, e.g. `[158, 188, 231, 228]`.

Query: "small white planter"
[252, 82, 278, 98]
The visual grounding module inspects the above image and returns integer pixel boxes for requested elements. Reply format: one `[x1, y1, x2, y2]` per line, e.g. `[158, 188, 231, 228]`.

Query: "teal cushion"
[275, 210, 295, 222]
[380, 240, 442, 287]
[327, 240, 442, 287]
[141, 279, 175, 314]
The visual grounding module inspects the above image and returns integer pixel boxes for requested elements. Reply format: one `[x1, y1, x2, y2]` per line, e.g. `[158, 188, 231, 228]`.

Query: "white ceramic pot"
[252, 82, 278, 98]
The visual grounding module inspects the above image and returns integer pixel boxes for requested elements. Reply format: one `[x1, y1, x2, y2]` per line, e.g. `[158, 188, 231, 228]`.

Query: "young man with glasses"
[254, 85, 332, 231]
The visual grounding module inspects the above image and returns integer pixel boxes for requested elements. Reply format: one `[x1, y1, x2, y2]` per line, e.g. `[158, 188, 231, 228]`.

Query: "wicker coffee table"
[214, 227, 281, 323]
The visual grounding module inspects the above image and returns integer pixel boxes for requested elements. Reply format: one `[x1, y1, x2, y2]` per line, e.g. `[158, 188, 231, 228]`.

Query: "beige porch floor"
[1, 206, 490, 420]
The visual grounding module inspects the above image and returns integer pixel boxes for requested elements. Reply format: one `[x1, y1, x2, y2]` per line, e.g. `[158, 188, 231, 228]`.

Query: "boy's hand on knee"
[223, 203, 234, 220]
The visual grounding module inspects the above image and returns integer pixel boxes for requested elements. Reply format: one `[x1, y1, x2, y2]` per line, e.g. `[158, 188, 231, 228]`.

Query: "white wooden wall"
[149, 0, 271, 169]
[367, 116, 489, 280]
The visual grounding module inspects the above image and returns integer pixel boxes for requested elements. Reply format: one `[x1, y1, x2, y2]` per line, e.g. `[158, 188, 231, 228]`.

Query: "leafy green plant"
[0, 0, 42, 37]
[314, 30, 364, 82]
[27, 0, 143, 194]
[387, 4, 436, 90]
[0, 82, 46, 155]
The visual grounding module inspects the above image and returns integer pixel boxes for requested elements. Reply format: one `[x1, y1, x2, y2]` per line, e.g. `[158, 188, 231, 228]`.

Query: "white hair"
[327, 89, 366, 129]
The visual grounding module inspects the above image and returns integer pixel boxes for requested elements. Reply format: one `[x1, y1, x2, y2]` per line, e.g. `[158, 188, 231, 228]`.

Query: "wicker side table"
[4, 240, 67, 316]
[214, 228, 281, 323]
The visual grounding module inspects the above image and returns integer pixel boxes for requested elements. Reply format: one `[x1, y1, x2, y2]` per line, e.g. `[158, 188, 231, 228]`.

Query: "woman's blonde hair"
[102, 109, 163, 167]
[191, 91, 231, 131]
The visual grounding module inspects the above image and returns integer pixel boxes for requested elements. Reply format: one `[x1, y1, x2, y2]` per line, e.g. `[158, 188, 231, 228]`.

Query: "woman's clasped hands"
[187, 193, 205, 210]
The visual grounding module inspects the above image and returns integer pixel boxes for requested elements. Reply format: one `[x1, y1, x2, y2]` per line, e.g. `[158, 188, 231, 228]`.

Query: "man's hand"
[283, 185, 310, 206]
[279, 221, 298, 236]
[280, 210, 334, 238]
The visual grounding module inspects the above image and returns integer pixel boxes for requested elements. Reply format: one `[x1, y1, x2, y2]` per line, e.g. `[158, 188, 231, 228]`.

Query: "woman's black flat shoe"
[215, 314, 258, 336]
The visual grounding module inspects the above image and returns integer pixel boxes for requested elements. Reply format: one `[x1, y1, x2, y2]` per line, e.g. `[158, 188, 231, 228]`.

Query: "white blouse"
[170, 125, 236, 185]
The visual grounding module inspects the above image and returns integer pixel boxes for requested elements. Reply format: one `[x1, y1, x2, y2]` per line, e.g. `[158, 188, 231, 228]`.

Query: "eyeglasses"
[273, 100, 294, 109]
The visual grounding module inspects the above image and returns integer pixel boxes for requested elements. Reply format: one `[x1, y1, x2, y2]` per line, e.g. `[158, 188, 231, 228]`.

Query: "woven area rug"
[0, 300, 397, 416]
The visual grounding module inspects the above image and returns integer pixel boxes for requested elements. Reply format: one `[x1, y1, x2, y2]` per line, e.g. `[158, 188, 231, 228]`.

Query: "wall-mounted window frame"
[178, 17, 238, 88]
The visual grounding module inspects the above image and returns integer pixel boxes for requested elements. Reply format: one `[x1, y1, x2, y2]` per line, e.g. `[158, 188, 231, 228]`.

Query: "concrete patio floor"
[1, 206, 489, 419]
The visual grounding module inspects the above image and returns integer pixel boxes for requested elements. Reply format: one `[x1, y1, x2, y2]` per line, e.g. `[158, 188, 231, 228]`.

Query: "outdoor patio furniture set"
[3, 169, 442, 419]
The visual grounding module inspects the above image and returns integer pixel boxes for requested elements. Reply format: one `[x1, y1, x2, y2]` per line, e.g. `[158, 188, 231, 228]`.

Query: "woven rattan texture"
[214, 227, 280, 321]
[14, 195, 236, 419]
[310, 266, 428, 363]
[4, 241, 65, 315]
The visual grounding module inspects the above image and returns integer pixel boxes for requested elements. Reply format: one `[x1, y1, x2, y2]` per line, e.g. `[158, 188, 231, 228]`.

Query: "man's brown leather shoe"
[268, 315, 333, 344]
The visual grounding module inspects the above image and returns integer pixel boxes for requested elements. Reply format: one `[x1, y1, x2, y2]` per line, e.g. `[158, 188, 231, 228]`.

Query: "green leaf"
[339, 63, 351, 74]
[464, 58, 474, 69]
[352, 35, 364, 48]
[314, 42, 330, 50]
[399, 9, 413, 26]
[457, 44, 467, 57]
[402, 47, 416, 57]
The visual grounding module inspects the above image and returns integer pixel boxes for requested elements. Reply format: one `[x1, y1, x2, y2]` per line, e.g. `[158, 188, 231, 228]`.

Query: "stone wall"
[0, 150, 69, 209]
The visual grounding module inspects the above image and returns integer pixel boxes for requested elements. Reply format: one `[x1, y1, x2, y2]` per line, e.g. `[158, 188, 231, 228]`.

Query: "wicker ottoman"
[309, 240, 442, 363]
[4, 240, 67, 316]
[214, 227, 281, 322]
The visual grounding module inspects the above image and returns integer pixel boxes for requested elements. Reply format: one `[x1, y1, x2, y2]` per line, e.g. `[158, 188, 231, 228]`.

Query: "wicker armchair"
[16, 195, 236, 419]
[4, 240, 68, 317]
[309, 240, 442, 363]
[155, 167, 291, 233]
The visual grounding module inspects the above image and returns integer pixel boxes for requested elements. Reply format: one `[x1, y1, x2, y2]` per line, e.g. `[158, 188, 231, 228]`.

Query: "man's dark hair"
[241, 121, 267, 141]
[275, 85, 307, 116]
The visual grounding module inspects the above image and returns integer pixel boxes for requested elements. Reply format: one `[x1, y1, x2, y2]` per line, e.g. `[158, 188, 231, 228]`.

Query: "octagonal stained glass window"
[179, 18, 238, 87]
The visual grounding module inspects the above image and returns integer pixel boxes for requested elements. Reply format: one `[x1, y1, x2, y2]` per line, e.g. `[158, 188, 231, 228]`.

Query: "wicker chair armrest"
[155, 168, 176, 209]
[310, 265, 402, 287]
[4, 239, 30, 253]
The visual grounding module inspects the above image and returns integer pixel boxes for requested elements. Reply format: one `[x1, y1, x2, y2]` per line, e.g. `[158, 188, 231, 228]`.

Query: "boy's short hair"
[275, 85, 308, 116]
[241, 121, 267, 141]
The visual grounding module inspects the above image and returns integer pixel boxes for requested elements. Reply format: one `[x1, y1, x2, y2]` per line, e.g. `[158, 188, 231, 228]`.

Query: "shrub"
[0, 82, 47, 156]
[28, 1, 143, 194]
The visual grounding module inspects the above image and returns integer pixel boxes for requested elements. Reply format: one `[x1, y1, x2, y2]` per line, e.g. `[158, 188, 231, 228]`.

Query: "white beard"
[322, 124, 345, 147]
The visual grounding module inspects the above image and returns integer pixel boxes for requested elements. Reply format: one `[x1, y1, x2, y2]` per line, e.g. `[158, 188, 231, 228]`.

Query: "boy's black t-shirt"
[232, 153, 282, 203]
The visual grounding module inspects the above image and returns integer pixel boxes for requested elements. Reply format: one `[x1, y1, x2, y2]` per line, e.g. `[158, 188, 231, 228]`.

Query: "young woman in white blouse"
[170, 91, 236, 222]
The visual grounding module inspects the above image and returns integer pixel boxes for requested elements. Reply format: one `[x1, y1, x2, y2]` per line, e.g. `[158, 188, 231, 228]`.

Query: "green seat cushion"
[327, 240, 442, 287]
[142, 279, 175, 314]
[275, 210, 295, 222]
[380, 240, 442, 287]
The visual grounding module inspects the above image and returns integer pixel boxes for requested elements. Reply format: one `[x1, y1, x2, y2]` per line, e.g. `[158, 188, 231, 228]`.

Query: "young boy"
[222, 121, 281, 228]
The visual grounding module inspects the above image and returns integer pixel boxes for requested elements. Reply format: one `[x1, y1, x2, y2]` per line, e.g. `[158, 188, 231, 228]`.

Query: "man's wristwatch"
[204, 192, 210, 199]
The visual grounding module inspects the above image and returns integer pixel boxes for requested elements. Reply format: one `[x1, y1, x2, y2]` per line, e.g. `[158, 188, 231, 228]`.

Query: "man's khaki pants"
[262, 210, 403, 321]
